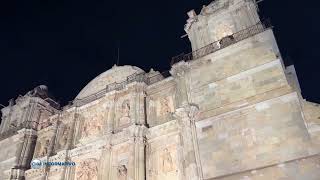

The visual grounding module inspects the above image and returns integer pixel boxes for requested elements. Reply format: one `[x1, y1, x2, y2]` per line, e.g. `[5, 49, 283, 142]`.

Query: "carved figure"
[117, 165, 127, 180]
[122, 100, 130, 117]
[162, 148, 174, 173]
[39, 139, 50, 157]
[58, 126, 69, 148]
[119, 100, 131, 126]
[77, 158, 98, 180]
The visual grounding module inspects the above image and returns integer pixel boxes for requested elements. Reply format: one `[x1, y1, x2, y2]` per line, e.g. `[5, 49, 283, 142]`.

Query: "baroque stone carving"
[39, 139, 50, 157]
[159, 97, 174, 116]
[119, 100, 131, 126]
[81, 117, 102, 138]
[58, 125, 69, 149]
[162, 148, 174, 173]
[117, 165, 127, 180]
[76, 158, 98, 180]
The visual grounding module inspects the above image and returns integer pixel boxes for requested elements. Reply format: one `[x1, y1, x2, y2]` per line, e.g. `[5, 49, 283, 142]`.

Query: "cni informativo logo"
[31, 159, 76, 169]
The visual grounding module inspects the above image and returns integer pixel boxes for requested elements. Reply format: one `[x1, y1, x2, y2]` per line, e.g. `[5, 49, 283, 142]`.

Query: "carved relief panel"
[55, 122, 71, 151]
[147, 84, 176, 127]
[35, 137, 52, 157]
[119, 100, 131, 127]
[147, 134, 181, 180]
[157, 97, 175, 117]
[34, 124, 56, 158]
[77, 101, 109, 140]
[115, 95, 133, 130]
[75, 158, 99, 180]
[110, 143, 131, 180]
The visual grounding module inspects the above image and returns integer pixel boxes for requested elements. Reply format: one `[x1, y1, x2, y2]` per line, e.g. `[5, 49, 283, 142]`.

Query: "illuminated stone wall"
[1, 0, 320, 180]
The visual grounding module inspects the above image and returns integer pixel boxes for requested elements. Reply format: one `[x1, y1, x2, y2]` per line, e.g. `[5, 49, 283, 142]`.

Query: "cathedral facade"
[1, 0, 320, 179]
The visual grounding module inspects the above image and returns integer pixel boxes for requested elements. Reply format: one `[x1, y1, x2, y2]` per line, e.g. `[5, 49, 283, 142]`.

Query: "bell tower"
[185, 0, 260, 51]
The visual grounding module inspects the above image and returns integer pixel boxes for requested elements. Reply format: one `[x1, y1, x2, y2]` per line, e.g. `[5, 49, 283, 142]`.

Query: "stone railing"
[171, 21, 272, 65]
[73, 71, 171, 107]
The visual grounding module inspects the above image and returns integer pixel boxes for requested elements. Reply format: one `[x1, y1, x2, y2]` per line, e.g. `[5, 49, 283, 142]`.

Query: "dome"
[75, 65, 145, 99]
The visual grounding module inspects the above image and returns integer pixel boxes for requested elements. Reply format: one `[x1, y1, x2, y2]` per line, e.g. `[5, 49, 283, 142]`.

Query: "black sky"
[0, 0, 319, 107]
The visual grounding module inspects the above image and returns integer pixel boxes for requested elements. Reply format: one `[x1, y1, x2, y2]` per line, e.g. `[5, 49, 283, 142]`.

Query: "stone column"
[134, 83, 147, 125]
[11, 129, 37, 180]
[99, 143, 112, 180]
[67, 109, 78, 149]
[170, 61, 191, 107]
[107, 93, 117, 134]
[174, 105, 203, 180]
[171, 61, 203, 180]
[130, 125, 147, 180]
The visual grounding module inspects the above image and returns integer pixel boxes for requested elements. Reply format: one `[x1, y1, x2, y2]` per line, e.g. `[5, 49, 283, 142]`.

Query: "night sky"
[0, 0, 319, 107]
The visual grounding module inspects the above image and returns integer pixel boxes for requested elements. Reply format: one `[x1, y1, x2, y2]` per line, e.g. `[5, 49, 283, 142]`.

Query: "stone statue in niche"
[117, 165, 127, 180]
[58, 126, 69, 149]
[77, 158, 98, 180]
[162, 148, 174, 173]
[119, 100, 131, 126]
[39, 139, 50, 157]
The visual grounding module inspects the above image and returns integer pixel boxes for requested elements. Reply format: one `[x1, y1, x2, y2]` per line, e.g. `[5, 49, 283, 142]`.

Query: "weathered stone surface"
[1, 0, 319, 180]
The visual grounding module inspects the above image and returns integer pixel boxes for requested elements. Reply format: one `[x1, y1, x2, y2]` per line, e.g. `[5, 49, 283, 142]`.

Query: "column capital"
[174, 104, 200, 120]
[170, 61, 191, 78]
[129, 125, 148, 144]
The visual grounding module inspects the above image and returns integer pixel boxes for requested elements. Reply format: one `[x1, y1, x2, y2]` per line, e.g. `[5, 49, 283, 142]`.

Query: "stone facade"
[1, 0, 320, 180]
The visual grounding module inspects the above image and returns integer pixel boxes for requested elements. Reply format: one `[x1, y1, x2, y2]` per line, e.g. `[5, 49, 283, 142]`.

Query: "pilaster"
[129, 125, 148, 180]
[174, 104, 203, 180]
[170, 61, 191, 107]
